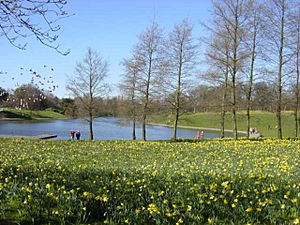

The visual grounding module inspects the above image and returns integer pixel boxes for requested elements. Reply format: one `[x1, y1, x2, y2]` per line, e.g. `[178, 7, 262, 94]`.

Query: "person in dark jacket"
[75, 130, 81, 140]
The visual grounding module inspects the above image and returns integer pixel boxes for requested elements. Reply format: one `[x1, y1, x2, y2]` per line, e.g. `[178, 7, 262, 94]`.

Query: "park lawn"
[1, 139, 300, 224]
[0, 108, 66, 120]
[151, 111, 296, 138]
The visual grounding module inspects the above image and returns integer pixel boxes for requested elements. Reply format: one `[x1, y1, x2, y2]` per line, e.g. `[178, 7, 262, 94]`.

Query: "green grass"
[1, 139, 300, 224]
[0, 108, 66, 120]
[150, 111, 296, 138]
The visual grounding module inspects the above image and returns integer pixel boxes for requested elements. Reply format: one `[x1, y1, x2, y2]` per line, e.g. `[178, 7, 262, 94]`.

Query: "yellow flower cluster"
[1, 139, 300, 224]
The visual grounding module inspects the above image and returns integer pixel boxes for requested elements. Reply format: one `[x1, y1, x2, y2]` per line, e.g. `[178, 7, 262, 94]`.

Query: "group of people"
[195, 131, 204, 139]
[249, 127, 262, 138]
[70, 130, 81, 140]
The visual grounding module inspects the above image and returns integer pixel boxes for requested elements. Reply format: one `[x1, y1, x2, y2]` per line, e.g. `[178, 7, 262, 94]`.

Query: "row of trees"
[0, 83, 120, 121]
[1, 84, 58, 110]
[2, 78, 292, 115]
[203, 0, 300, 139]
[117, 0, 300, 141]
[119, 20, 198, 141]
[1, 0, 299, 141]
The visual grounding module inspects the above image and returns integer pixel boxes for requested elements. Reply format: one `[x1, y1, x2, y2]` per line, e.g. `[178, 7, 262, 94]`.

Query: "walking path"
[149, 123, 247, 134]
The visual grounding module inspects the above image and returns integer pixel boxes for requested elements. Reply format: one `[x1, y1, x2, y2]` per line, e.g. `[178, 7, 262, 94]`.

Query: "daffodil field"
[1, 139, 300, 224]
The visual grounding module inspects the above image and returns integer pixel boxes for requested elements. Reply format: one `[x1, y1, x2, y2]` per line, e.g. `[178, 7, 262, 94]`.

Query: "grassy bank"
[150, 111, 296, 138]
[0, 108, 66, 120]
[1, 139, 300, 224]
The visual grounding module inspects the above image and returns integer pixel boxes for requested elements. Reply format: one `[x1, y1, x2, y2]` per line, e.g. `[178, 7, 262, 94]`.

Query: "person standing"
[70, 130, 75, 140]
[75, 130, 81, 140]
[195, 131, 204, 139]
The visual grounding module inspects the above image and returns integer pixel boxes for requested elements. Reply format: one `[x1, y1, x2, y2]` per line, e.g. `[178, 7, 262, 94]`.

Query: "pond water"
[0, 117, 221, 140]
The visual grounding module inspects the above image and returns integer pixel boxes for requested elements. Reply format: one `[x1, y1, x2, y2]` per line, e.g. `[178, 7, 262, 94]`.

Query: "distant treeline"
[0, 80, 293, 118]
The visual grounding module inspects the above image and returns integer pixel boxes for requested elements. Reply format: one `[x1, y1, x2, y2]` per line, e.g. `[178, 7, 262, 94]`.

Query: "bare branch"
[0, 0, 70, 54]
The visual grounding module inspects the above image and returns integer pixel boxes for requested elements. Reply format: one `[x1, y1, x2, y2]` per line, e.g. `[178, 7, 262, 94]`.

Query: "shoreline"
[0, 134, 57, 140]
[0, 118, 29, 121]
[148, 123, 247, 134]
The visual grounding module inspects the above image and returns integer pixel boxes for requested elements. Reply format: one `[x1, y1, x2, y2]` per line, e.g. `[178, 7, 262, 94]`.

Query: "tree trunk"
[89, 56, 94, 141]
[295, 22, 300, 138]
[172, 86, 180, 140]
[172, 112, 178, 140]
[132, 116, 136, 140]
[131, 80, 137, 140]
[220, 104, 226, 138]
[277, 7, 285, 139]
[220, 55, 229, 138]
[232, 11, 239, 140]
[247, 15, 257, 138]
[142, 113, 146, 141]
[232, 79, 238, 140]
[172, 46, 183, 140]
[142, 56, 152, 141]
[89, 112, 94, 140]
[132, 99, 136, 140]
[276, 76, 283, 139]
[246, 98, 251, 138]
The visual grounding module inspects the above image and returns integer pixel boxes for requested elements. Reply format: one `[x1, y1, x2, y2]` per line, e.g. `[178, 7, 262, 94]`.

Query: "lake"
[0, 117, 220, 140]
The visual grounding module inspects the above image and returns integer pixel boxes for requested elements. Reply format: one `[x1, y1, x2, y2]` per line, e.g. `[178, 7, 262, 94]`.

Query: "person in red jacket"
[195, 131, 204, 139]
[70, 130, 75, 140]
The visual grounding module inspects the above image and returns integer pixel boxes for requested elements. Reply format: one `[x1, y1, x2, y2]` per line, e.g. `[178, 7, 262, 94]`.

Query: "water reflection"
[0, 117, 220, 140]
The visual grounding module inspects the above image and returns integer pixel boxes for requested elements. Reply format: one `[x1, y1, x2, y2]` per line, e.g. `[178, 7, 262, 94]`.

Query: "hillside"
[0, 108, 66, 120]
[150, 111, 296, 138]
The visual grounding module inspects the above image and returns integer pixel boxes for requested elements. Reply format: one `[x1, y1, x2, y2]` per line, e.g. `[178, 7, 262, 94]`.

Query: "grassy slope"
[0, 108, 66, 120]
[151, 111, 295, 138]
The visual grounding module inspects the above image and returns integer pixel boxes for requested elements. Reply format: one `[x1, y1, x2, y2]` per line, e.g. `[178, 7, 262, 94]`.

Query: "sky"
[0, 0, 213, 98]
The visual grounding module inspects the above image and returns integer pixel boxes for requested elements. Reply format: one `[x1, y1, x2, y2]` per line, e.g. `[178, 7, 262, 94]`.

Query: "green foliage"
[58, 98, 78, 118]
[1, 139, 300, 224]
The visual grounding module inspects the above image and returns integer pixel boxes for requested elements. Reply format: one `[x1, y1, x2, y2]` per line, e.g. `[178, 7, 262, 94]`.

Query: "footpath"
[149, 123, 247, 134]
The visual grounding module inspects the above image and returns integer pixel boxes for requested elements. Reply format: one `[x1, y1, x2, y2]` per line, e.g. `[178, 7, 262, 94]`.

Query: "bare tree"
[293, 4, 300, 138]
[263, 0, 295, 139]
[163, 19, 197, 140]
[217, 0, 250, 140]
[0, 0, 69, 54]
[202, 32, 230, 138]
[244, 0, 262, 138]
[134, 22, 163, 141]
[67, 48, 109, 140]
[220, 40, 231, 138]
[119, 57, 141, 140]
[204, 0, 250, 139]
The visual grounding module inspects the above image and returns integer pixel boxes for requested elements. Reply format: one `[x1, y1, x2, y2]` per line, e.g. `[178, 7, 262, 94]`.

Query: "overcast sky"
[0, 0, 213, 98]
